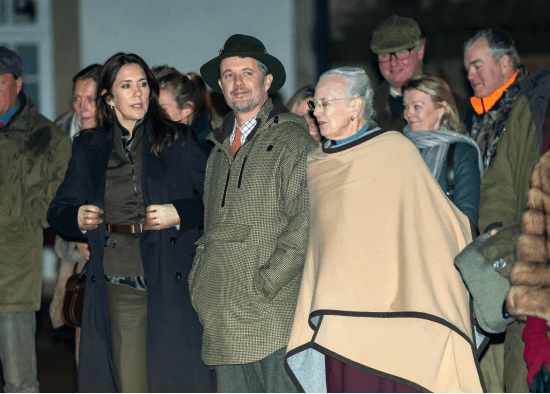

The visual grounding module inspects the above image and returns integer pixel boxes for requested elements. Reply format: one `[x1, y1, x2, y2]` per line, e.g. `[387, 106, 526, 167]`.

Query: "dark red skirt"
[325, 355, 421, 393]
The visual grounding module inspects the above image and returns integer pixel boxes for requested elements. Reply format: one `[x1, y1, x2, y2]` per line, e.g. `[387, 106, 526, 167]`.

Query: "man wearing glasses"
[370, 15, 426, 132]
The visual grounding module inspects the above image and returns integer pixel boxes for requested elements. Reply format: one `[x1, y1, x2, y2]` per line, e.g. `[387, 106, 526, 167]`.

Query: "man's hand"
[77, 205, 103, 232]
[76, 241, 90, 260]
[489, 229, 499, 236]
[143, 204, 180, 230]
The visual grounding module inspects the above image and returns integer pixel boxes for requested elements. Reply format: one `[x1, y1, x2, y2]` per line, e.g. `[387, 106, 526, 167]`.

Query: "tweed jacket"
[189, 99, 318, 365]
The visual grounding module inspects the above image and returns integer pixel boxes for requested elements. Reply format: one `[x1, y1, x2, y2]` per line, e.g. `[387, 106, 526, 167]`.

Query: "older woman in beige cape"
[284, 67, 485, 393]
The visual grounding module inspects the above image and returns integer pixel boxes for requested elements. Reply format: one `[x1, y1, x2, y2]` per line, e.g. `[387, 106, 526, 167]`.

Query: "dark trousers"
[325, 355, 421, 393]
[106, 282, 148, 393]
[214, 346, 297, 393]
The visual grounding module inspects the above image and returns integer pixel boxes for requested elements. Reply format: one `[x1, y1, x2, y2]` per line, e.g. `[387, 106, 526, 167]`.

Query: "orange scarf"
[470, 69, 519, 115]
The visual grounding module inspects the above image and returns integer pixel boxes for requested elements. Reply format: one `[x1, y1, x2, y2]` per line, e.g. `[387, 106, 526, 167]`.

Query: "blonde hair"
[286, 85, 315, 113]
[403, 74, 466, 134]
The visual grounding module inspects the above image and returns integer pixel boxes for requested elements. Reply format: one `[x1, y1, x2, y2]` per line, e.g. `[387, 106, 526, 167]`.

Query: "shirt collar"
[334, 124, 370, 146]
[231, 116, 258, 144]
[389, 86, 401, 98]
[0, 98, 20, 127]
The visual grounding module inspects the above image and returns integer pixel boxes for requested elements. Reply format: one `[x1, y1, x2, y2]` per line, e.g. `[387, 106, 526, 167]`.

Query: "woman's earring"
[110, 105, 114, 110]
[351, 115, 355, 121]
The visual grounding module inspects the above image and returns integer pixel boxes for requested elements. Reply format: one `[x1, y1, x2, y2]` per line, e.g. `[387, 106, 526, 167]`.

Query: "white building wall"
[79, 0, 296, 101]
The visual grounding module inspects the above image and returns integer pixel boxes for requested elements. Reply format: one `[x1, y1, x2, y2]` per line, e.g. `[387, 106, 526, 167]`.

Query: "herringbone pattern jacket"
[189, 99, 318, 365]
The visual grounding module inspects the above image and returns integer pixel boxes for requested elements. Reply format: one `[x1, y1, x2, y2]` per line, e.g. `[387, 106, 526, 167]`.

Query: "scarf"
[403, 125, 484, 181]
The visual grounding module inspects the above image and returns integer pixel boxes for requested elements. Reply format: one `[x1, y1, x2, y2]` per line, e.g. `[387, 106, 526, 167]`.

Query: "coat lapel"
[83, 129, 114, 207]
[141, 120, 170, 206]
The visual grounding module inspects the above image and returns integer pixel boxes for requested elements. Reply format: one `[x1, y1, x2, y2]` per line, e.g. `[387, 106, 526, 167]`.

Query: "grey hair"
[319, 67, 377, 127]
[257, 60, 269, 80]
[463, 29, 520, 70]
[414, 37, 426, 51]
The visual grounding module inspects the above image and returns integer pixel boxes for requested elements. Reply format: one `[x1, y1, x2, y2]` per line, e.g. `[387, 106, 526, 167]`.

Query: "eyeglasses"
[377, 46, 415, 63]
[307, 98, 349, 110]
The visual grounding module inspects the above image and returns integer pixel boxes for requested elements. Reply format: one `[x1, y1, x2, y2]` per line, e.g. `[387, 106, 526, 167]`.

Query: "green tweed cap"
[200, 34, 286, 94]
[370, 15, 422, 54]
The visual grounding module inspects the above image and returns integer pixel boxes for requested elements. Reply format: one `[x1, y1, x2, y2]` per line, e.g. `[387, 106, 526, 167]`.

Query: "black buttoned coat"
[47, 120, 214, 392]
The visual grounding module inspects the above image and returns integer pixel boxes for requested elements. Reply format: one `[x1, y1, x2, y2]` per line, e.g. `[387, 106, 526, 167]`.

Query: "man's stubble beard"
[223, 78, 266, 113]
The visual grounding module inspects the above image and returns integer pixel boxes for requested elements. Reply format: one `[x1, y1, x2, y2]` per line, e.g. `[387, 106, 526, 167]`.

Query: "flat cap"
[370, 15, 422, 54]
[0, 47, 22, 78]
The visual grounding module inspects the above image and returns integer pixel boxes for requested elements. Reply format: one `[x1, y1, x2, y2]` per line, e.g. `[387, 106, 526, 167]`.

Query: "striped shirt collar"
[230, 116, 257, 146]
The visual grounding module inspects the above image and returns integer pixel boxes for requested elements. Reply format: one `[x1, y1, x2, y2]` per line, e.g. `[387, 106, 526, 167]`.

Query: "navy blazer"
[48, 120, 214, 392]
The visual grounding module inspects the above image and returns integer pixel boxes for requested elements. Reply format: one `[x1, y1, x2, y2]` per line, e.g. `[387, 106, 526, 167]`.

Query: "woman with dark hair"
[47, 53, 214, 392]
[152, 65, 217, 156]
[54, 63, 102, 139]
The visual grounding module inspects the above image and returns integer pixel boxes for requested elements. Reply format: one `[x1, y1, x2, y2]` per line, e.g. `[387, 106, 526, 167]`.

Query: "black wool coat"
[47, 119, 214, 392]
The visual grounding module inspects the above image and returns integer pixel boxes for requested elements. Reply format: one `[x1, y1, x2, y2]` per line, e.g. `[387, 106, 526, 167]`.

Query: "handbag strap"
[446, 143, 457, 200]
[72, 263, 78, 276]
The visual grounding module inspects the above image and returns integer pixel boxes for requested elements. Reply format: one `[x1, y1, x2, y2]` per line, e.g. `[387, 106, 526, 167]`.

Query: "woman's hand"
[143, 204, 180, 230]
[76, 241, 90, 260]
[77, 205, 104, 232]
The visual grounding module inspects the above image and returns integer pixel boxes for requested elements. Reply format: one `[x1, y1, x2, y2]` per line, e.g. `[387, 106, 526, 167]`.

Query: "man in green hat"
[190, 34, 318, 392]
[371, 15, 425, 132]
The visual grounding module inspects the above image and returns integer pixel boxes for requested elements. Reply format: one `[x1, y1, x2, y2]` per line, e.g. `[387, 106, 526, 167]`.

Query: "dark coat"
[47, 119, 214, 392]
[435, 142, 481, 227]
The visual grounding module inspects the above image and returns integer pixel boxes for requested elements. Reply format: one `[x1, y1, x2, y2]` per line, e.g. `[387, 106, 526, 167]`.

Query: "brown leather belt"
[106, 223, 144, 234]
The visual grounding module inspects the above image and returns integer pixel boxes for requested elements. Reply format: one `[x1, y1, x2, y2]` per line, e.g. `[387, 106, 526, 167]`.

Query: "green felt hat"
[200, 34, 286, 94]
[370, 15, 422, 54]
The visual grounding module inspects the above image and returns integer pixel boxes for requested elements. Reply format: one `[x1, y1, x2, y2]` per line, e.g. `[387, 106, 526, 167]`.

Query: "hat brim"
[371, 41, 418, 55]
[200, 51, 286, 94]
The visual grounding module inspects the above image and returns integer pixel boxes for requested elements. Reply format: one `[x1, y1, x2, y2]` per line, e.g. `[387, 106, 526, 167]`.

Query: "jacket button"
[170, 237, 176, 244]
[175, 272, 182, 280]
[91, 275, 96, 282]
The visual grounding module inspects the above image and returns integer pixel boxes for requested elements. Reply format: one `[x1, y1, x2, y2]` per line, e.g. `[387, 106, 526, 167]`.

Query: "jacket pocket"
[194, 223, 251, 245]
[189, 223, 255, 320]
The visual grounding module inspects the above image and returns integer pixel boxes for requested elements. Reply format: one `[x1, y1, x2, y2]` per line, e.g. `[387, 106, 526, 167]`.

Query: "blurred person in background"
[402, 74, 483, 228]
[371, 15, 464, 133]
[370, 15, 425, 132]
[48, 52, 213, 392]
[152, 65, 217, 156]
[0, 46, 71, 393]
[287, 85, 321, 142]
[55, 64, 102, 140]
[285, 67, 483, 393]
[50, 63, 102, 370]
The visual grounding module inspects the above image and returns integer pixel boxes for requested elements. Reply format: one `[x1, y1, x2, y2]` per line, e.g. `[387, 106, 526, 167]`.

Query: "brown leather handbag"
[62, 264, 85, 327]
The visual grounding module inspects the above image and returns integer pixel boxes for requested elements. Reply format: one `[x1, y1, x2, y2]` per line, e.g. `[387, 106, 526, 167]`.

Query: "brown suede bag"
[62, 264, 85, 327]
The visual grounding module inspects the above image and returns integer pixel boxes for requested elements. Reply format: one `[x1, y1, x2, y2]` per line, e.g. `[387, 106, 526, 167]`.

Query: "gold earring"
[351, 115, 355, 121]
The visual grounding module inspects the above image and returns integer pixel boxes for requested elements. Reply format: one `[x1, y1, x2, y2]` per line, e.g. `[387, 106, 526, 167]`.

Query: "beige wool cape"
[285, 130, 484, 393]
